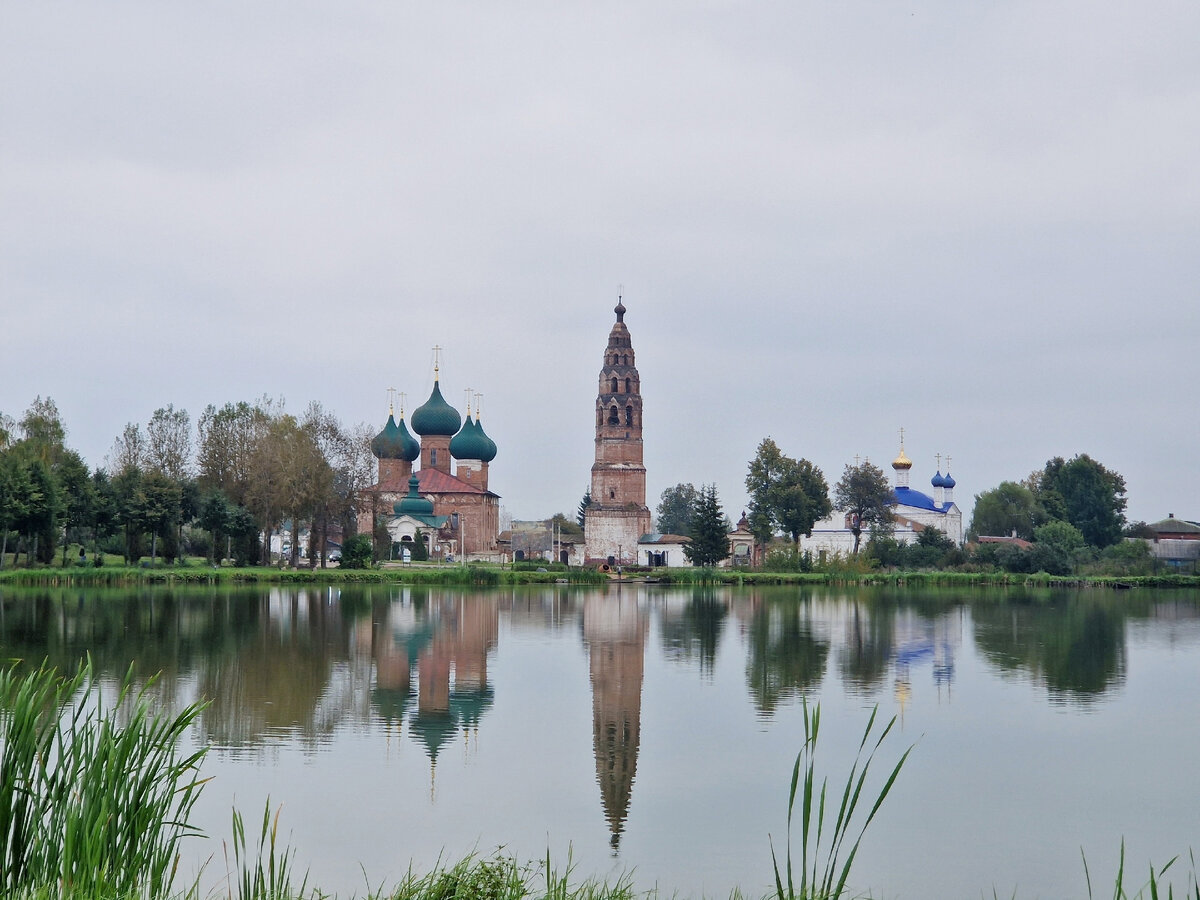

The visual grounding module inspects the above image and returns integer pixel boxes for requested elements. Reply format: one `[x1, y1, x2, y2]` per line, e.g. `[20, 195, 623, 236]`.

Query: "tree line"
[0, 396, 375, 569]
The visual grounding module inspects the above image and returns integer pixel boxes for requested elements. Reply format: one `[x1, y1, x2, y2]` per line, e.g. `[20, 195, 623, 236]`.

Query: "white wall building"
[801, 439, 963, 557]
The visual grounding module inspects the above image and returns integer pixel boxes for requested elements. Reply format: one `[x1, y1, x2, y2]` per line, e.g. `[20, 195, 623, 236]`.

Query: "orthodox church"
[359, 364, 501, 560]
[801, 436, 963, 556]
[583, 298, 652, 565]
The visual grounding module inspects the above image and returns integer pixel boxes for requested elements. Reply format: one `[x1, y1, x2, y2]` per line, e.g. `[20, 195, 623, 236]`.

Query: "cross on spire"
[935, 452, 942, 471]
[387, 387, 396, 415]
[432, 345, 442, 378]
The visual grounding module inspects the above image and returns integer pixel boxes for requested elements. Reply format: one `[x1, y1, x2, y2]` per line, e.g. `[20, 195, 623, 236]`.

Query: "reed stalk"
[0, 658, 209, 898]
[770, 701, 912, 900]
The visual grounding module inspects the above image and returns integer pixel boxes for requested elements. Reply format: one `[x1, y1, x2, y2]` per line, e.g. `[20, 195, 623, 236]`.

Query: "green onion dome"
[410, 381, 461, 437]
[450, 414, 497, 461]
[394, 475, 436, 518]
[371, 413, 420, 461]
[475, 417, 498, 463]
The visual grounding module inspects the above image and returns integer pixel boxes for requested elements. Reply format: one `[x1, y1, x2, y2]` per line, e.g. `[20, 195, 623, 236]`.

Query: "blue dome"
[411, 381, 461, 437]
[943, 472, 956, 489]
[931, 471, 947, 488]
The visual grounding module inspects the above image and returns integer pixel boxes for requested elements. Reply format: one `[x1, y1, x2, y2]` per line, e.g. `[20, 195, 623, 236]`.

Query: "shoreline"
[1, 564, 1197, 590]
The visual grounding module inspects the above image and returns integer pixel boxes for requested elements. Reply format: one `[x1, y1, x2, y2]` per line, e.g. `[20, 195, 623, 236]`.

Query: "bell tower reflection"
[583, 591, 647, 851]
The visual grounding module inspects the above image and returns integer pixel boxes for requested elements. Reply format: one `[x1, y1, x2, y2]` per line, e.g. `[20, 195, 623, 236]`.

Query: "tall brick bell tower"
[584, 297, 652, 566]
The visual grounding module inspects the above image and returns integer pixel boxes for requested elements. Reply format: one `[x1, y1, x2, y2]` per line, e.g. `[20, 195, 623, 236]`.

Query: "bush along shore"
[3, 661, 1198, 900]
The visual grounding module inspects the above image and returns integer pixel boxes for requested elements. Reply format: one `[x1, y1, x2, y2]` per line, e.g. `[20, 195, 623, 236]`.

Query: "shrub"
[339, 534, 373, 569]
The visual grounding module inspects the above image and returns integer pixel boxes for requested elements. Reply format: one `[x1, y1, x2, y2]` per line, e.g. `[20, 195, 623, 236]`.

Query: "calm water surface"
[2, 584, 1199, 899]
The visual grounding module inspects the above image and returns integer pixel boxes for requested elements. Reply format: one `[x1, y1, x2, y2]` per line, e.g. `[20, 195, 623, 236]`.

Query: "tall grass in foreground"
[224, 802, 308, 900]
[0, 659, 209, 898]
[770, 702, 912, 900]
[1082, 842, 1200, 900]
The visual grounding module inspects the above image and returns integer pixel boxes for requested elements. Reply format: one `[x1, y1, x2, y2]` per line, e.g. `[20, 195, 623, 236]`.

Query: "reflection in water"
[2, 581, 1193, 894]
[365, 589, 499, 792]
[740, 591, 831, 715]
[659, 589, 728, 676]
[973, 593, 1128, 702]
[583, 590, 647, 850]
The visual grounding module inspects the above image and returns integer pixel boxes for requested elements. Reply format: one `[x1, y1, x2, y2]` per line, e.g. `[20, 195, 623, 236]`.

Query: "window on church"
[608, 405, 619, 425]
[431, 449, 437, 466]
[611, 377, 618, 393]
[609, 489, 615, 499]
[625, 377, 631, 392]
[625, 406, 633, 426]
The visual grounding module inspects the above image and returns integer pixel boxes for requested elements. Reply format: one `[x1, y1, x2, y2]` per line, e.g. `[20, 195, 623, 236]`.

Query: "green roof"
[450, 414, 496, 461]
[371, 413, 420, 461]
[411, 381, 461, 437]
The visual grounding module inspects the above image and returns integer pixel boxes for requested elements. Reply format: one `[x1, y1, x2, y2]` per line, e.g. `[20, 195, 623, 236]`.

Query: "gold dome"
[892, 448, 912, 470]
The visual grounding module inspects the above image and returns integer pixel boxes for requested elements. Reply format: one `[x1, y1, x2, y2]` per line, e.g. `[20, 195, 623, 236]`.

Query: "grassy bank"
[2, 562, 1197, 590]
[0, 562, 607, 588]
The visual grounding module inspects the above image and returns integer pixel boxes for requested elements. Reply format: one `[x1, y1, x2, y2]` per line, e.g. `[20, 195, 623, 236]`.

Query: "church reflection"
[364, 589, 499, 788]
[582, 590, 647, 850]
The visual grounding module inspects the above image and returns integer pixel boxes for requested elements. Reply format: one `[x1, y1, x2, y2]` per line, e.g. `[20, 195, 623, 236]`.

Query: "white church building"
[801, 439, 964, 557]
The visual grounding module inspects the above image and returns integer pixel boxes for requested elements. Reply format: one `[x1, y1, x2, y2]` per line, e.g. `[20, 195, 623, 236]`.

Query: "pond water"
[1, 583, 1199, 898]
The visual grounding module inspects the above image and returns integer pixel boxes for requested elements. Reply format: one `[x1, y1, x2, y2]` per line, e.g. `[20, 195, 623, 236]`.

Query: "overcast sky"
[2, 2, 1197, 528]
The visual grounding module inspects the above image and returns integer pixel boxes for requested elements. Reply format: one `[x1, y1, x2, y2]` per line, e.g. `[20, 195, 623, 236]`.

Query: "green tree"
[1031, 520, 1087, 575]
[137, 471, 182, 564]
[56, 450, 93, 565]
[550, 512, 584, 539]
[577, 488, 591, 530]
[410, 528, 429, 561]
[197, 400, 270, 507]
[89, 469, 119, 560]
[0, 412, 14, 451]
[0, 453, 33, 568]
[146, 404, 192, 481]
[969, 481, 1047, 541]
[112, 464, 145, 564]
[833, 461, 893, 555]
[656, 483, 699, 536]
[684, 484, 729, 567]
[339, 533, 373, 569]
[23, 458, 60, 565]
[1035, 454, 1127, 548]
[107, 422, 146, 476]
[200, 490, 233, 562]
[746, 438, 832, 553]
[18, 396, 66, 468]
